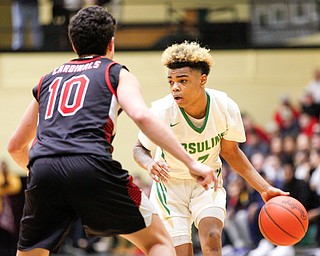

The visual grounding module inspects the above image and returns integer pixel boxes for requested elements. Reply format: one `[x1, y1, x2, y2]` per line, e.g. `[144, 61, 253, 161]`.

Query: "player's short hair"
[161, 41, 214, 75]
[68, 5, 116, 57]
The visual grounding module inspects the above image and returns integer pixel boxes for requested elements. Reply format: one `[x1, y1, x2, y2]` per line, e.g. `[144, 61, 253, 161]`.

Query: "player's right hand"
[261, 186, 290, 203]
[147, 160, 170, 183]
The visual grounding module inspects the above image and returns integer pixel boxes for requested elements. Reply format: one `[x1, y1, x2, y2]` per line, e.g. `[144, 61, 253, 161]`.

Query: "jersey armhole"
[105, 62, 129, 100]
[105, 62, 117, 98]
[36, 75, 45, 101]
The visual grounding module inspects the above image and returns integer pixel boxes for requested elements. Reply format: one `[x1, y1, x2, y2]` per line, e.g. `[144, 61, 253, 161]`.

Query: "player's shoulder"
[206, 88, 227, 97]
[150, 94, 175, 111]
[206, 88, 229, 102]
[206, 88, 239, 109]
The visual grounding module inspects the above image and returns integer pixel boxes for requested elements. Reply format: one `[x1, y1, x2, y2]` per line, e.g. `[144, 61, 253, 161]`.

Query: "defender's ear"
[107, 37, 115, 59]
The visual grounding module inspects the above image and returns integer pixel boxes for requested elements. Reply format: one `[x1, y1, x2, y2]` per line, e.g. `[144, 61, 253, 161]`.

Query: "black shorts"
[18, 155, 155, 253]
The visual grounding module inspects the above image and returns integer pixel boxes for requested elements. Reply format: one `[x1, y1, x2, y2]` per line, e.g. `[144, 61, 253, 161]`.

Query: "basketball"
[258, 196, 309, 246]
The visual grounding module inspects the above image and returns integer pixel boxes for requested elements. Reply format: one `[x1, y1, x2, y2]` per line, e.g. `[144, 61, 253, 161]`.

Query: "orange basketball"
[258, 196, 309, 246]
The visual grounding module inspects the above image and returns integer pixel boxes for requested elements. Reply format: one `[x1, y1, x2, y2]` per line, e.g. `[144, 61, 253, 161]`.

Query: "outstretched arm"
[220, 138, 289, 202]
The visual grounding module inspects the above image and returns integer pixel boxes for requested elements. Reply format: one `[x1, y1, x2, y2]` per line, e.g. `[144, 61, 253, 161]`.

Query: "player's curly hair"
[68, 5, 116, 57]
[161, 41, 214, 75]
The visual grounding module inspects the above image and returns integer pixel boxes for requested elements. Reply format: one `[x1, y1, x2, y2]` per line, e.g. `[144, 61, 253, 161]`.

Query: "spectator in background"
[52, 0, 122, 25]
[269, 136, 283, 158]
[52, 0, 84, 25]
[51, 0, 86, 51]
[250, 152, 266, 177]
[265, 136, 287, 186]
[223, 177, 252, 256]
[305, 68, 320, 105]
[240, 112, 270, 159]
[241, 129, 270, 160]
[278, 107, 301, 138]
[294, 133, 312, 181]
[94, 0, 122, 21]
[264, 121, 280, 140]
[294, 149, 311, 182]
[11, 0, 43, 50]
[281, 135, 297, 163]
[309, 148, 320, 197]
[282, 159, 319, 221]
[300, 91, 320, 120]
[242, 112, 270, 144]
[273, 94, 300, 131]
[0, 160, 22, 256]
[298, 112, 319, 138]
[311, 124, 320, 150]
[263, 154, 284, 188]
[296, 133, 311, 152]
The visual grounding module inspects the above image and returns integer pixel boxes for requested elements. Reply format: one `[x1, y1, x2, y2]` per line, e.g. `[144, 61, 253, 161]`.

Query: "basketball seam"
[269, 202, 307, 232]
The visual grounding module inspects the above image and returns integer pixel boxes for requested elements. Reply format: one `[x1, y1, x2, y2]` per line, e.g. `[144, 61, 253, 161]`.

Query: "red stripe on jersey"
[31, 137, 37, 146]
[127, 176, 142, 207]
[36, 76, 45, 101]
[104, 116, 114, 153]
[105, 62, 117, 98]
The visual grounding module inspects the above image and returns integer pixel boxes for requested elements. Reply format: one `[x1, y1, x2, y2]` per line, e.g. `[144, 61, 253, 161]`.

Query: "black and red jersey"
[29, 56, 126, 164]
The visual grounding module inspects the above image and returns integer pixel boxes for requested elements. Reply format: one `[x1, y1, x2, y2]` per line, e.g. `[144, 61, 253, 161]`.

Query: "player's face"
[167, 67, 206, 109]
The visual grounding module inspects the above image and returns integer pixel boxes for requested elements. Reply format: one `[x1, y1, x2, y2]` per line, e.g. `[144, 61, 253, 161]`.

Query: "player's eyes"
[168, 79, 187, 86]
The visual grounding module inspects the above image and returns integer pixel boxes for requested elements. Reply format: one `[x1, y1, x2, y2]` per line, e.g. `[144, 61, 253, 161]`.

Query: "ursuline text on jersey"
[181, 131, 226, 154]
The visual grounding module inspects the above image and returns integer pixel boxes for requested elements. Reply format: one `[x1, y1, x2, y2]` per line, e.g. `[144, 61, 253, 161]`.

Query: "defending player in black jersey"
[7, 5, 218, 256]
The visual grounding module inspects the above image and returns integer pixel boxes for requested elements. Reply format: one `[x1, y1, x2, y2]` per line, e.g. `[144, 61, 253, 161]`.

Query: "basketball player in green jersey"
[133, 41, 289, 256]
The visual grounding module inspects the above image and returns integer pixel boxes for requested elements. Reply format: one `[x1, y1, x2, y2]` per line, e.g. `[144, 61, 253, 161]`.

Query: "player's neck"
[184, 92, 208, 119]
[78, 55, 100, 59]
